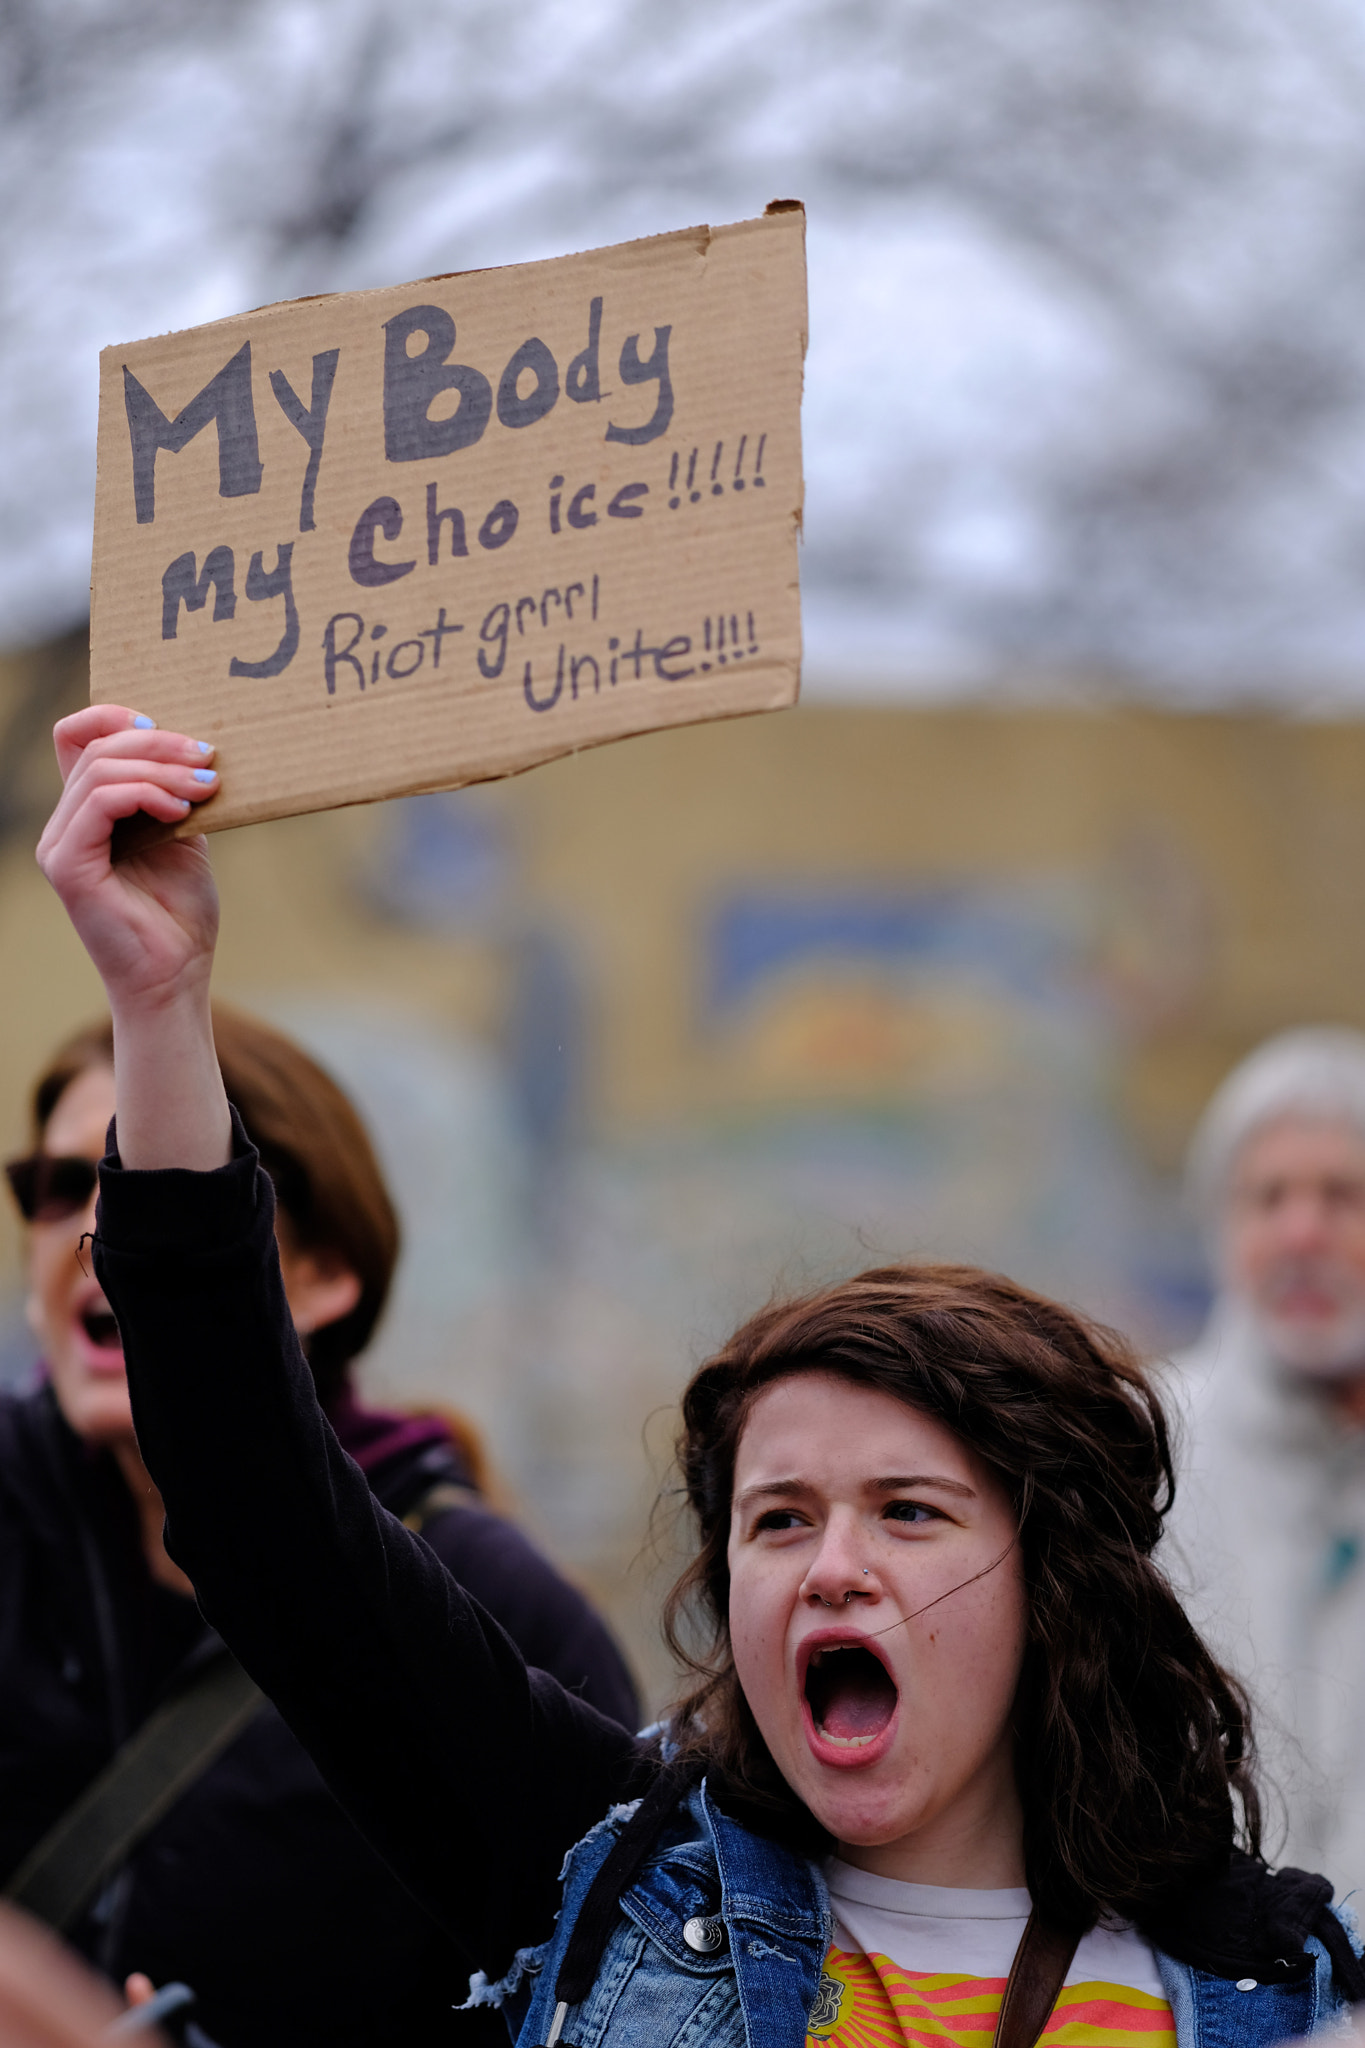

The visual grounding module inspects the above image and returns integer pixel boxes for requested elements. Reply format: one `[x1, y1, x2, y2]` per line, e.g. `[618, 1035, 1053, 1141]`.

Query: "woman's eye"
[884, 1500, 941, 1525]
[754, 1508, 806, 1533]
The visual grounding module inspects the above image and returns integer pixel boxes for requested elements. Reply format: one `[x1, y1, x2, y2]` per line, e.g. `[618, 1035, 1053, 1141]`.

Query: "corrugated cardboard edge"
[96, 206, 802, 366]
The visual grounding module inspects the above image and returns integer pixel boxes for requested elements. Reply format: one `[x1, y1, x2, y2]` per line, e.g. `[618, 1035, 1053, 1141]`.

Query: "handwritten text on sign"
[91, 206, 806, 834]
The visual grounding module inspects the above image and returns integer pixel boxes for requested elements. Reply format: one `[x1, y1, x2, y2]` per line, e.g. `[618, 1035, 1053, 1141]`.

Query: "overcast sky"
[6, 0, 1365, 704]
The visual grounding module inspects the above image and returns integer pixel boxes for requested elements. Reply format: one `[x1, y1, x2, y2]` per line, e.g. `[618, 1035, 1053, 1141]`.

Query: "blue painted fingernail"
[192, 767, 217, 783]
[133, 714, 155, 730]
[196, 741, 212, 755]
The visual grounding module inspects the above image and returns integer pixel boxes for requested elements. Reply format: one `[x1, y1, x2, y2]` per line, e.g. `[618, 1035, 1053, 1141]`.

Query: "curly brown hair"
[663, 1261, 1259, 1932]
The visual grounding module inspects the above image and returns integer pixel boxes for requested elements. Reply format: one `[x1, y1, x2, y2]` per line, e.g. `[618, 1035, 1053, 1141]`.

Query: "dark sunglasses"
[4, 1153, 100, 1224]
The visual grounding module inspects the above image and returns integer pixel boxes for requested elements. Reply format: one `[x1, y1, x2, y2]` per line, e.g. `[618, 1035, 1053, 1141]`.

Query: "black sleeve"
[420, 1507, 641, 1732]
[94, 1116, 649, 1982]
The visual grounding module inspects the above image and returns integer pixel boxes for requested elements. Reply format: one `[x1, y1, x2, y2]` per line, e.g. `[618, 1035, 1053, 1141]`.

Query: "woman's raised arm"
[36, 705, 229, 1171]
[35, 711, 648, 1981]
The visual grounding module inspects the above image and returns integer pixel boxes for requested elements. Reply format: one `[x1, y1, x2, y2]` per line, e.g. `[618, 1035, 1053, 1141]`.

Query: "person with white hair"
[1169, 1026, 1365, 1898]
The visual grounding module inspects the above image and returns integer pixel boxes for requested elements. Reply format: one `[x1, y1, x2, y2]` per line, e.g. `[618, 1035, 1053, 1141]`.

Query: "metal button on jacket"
[1235, 1978, 1258, 1992]
[682, 1915, 726, 1954]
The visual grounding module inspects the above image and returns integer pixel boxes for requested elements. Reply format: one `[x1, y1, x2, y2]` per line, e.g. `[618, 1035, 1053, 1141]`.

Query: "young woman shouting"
[33, 705, 1365, 2048]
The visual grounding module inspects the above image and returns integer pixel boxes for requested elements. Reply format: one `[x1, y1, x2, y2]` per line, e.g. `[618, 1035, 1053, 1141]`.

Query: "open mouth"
[803, 1641, 899, 1748]
[80, 1307, 122, 1352]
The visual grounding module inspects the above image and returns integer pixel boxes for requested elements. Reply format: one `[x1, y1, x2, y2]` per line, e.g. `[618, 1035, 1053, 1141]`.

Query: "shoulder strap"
[994, 1910, 1081, 2048]
[4, 1651, 263, 1932]
[1312, 1902, 1365, 2004]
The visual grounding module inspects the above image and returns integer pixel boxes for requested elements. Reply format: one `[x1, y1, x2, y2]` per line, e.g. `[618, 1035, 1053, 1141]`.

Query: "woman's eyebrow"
[873, 1474, 977, 1499]
[733, 1472, 977, 1511]
[733, 1478, 809, 1512]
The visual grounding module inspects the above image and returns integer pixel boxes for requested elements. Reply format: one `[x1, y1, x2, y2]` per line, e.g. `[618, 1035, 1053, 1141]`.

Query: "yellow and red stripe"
[807, 1946, 1175, 2048]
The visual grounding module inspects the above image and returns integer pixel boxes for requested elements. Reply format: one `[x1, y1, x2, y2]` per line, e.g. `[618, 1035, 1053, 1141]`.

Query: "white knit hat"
[1187, 1026, 1365, 1216]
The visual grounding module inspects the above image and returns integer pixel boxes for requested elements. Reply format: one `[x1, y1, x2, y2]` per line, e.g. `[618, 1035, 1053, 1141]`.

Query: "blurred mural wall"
[4, 641, 1365, 1705]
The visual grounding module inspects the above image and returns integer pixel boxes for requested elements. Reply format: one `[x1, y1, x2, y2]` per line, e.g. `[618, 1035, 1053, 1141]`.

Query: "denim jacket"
[481, 1785, 1357, 2048]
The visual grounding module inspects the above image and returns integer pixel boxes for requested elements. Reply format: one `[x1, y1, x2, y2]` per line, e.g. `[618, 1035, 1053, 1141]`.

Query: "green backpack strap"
[4, 1651, 264, 1932]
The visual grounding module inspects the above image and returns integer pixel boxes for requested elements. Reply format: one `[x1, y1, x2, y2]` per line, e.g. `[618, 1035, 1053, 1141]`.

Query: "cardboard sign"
[91, 204, 805, 837]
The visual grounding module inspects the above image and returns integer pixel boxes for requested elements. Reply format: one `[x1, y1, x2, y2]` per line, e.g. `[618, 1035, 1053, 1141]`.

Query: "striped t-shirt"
[808, 1863, 1175, 2048]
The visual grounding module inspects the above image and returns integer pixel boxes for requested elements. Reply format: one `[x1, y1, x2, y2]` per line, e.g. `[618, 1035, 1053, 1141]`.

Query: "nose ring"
[819, 1570, 872, 1607]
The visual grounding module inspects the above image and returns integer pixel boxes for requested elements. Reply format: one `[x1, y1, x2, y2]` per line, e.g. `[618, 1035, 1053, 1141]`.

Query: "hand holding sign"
[38, 703, 233, 1173]
[92, 205, 806, 837]
[38, 706, 220, 1009]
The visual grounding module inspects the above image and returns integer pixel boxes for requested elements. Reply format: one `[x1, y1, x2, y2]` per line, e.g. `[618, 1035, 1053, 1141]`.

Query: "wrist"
[110, 985, 232, 1175]
[107, 964, 213, 1036]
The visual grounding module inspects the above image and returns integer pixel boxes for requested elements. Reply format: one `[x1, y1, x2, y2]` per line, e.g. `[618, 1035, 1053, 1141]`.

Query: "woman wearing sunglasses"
[1, 830, 637, 2046]
[32, 704, 1365, 2048]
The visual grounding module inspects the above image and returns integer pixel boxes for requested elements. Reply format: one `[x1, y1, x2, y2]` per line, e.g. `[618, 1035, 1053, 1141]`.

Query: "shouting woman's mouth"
[82, 1307, 121, 1350]
[801, 1635, 900, 1766]
[74, 1296, 125, 1372]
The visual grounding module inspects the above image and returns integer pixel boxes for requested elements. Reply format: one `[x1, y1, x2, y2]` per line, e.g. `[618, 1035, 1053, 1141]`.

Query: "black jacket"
[89, 1119, 1365, 2039]
[0, 1372, 637, 2047]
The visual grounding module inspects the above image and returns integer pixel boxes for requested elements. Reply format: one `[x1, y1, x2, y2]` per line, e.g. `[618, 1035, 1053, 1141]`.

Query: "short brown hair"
[30, 1007, 399, 1400]
[664, 1262, 1259, 1932]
